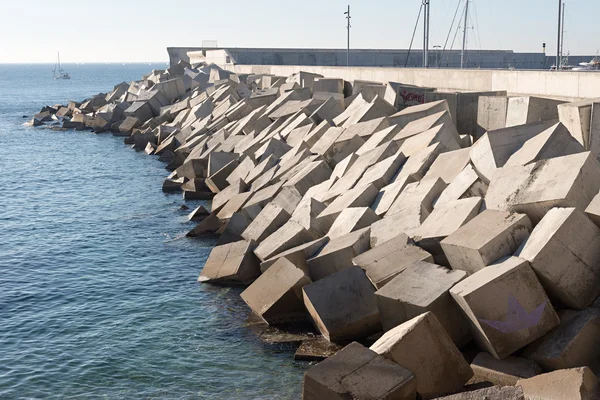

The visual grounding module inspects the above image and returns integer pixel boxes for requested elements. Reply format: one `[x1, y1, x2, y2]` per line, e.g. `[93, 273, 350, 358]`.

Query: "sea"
[0, 63, 308, 399]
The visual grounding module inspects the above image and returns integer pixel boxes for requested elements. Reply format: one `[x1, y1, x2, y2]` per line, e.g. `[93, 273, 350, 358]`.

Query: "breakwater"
[29, 60, 600, 399]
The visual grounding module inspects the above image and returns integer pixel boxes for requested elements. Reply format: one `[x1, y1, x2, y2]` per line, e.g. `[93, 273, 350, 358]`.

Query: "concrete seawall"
[223, 64, 600, 100]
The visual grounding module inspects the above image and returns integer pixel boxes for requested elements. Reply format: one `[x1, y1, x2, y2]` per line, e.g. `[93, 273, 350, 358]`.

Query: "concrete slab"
[303, 266, 381, 342]
[240, 258, 311, 325]
[441, 210, 532, 274]
[370, 312, 473, 399]
[302, 341, 416, 400]
[515, 207, 600, 310]
[198, 240, 261, 285]
[307, 227, 371, 281]
[449, 256, 560, 359]
[353, 233, 433, 289]
[376, 262, 469, 345]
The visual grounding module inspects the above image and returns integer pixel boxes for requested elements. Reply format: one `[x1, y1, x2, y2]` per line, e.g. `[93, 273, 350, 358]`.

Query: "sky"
[1, 0, 597, 63]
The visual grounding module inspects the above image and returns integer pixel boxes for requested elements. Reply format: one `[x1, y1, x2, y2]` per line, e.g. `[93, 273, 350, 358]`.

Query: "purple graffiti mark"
[479, 295, 546, 334]
[400, 90, 425, 105]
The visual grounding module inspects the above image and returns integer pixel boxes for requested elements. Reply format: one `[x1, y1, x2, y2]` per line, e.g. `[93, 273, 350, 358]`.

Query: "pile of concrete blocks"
[34, 64, 600, 400]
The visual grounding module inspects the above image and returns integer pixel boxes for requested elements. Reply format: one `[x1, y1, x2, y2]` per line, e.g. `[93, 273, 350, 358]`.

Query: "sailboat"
[53, 52, 71, 80]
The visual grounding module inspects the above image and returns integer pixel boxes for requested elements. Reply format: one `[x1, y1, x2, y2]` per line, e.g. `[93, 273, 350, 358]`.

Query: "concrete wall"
[222, 64, 600, 100]
[168, 47, 596, 70]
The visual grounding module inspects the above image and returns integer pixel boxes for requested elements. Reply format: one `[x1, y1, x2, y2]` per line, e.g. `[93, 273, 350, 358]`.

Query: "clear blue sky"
[2, 0, 597, 63]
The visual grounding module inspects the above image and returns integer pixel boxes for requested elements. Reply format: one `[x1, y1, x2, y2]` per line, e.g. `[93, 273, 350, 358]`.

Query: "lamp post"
[556, 0, 562, 70]
[434, 45, 441, 67]
[344, 5, 351, 66]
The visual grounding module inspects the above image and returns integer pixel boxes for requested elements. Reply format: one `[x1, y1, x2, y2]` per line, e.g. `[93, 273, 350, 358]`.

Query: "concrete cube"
[524, 308, 600, 372]
[241, 203, 291, 243]
[505, 96, 565, 127]
[260, 236, 329, 275]
[423, 147, 472, 184]
[371, 176, 417, 216]
[303, 266, 381, 342]
[302, 342, 416, 400]
[371, 312, 473, 399]
[327, 207, 380, 239]
[469, 352, 543, 387]
[415, 197, 482, 261]
[254, 220, 321, 262]
[376, 262, 468, 346]
[435, 164, 488, 206]
[433, 386, 525, 400]
[449, 257, 560, 359]
[394, 143, 442, 181]
[353, 233, 433, 289]
[307, 227, 371, 281]
[198, 240, 261, 285]
[317, 184, 379, 231]
[515, 207, 600, 310]
[517, 367, 599, 400]
[441, 210, 532, 274]
[240, 258, 311, 325]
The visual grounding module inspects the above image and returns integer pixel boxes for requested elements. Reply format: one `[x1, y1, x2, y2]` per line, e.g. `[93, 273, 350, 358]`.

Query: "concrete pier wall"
[223, 64, 600, 100]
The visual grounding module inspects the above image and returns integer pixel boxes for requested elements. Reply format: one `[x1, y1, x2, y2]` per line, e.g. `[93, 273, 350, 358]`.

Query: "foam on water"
[0, 64, 308, 399]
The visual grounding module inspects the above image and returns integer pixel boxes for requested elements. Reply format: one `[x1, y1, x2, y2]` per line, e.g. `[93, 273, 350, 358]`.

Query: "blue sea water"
[0, 64, 308, 399]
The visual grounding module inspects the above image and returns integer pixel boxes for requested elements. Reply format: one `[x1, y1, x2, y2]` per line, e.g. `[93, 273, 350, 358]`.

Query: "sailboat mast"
[461, 0, 469, 69]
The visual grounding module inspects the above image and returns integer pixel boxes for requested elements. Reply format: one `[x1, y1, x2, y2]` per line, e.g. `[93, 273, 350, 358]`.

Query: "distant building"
[167, 47, 595, 70]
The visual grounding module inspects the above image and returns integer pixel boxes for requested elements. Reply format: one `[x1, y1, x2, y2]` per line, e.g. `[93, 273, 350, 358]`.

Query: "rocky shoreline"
[31, 60, 600, 399]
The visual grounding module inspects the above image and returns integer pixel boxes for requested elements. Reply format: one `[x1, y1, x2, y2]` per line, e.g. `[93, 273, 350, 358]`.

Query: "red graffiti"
[400, 90, 425, 105]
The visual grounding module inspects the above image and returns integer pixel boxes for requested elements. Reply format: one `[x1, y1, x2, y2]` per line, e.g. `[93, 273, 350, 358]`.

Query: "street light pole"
[556, 0, 562, 70]
[434, 45, 441, 67]
[344, 5, 351, 66]
[423, 0, 430, 68]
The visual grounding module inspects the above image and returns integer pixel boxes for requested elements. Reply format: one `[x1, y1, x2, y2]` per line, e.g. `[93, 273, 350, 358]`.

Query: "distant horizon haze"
[2, 0, 598, 63]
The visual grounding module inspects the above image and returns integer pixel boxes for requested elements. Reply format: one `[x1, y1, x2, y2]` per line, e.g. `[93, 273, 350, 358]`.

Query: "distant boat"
[53, 52, 71, 80]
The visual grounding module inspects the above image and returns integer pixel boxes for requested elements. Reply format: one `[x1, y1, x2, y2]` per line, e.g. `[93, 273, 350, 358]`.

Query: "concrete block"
[517, 367, 599, 400]
[290, 197, 328, 235]
[449, 256, 560, 359]
[558, 99, 600, 149]
[504, 122, 585, 167]
[376, 262, 469, 346]
[302, 341, 416, 400]
[585, 191, 600, 227]
[415, 197, 483, 261]
[388, 99, 451, 128]
[392, 111, 456, 145]
[356, 124, 403, 156]
[216, 191, 253, 220]
[317, 184, 379, 232]
[245, 154, 278, 185]
[524, 308, 600, 373]
[307, 227, 371, 281]
[341, 96, 397, 128]
[254, 220, 321, 262]
[469, 352, 543, 386]
[394, 143, 443, 182]
[215, 212, 252, 246]
[176, 158, 207, 180]
[327, 207, 380, 240]
[198, 240, 261, 285]
[283, 160, 332, 197]
[303, 266, 380, 342]
[371, 176, 417, 217]
[441, 210, 532, 274]
[434, 386, 525, 400]
[226, 156, 255, 186]
[515, 208, 600, 310]
[387, 177, 448, 218]
[477, 95, 511, 139]
[240, 258, 311, 325]
[211, 179, 248, 214]
[260, 236, 329, 275]
[470, 119, 557, 184]
[423, 148, 472, 184]
[187, 212, 223, 238]
[435, 164, 488, 206]
[353, 233, 433, 289]
[241, 203, 291, 243]
[309, 96, 344, 125]
[505, 96, 565, 127]
[206, 160, 240, 193]
[271, 186, 303, 215]
[485, 152, 600, 223]
[355, 151, 407, 190]
[386, 82, 436, 109]
[371, 312, 473, 399]
[188, 205, 210, 222]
